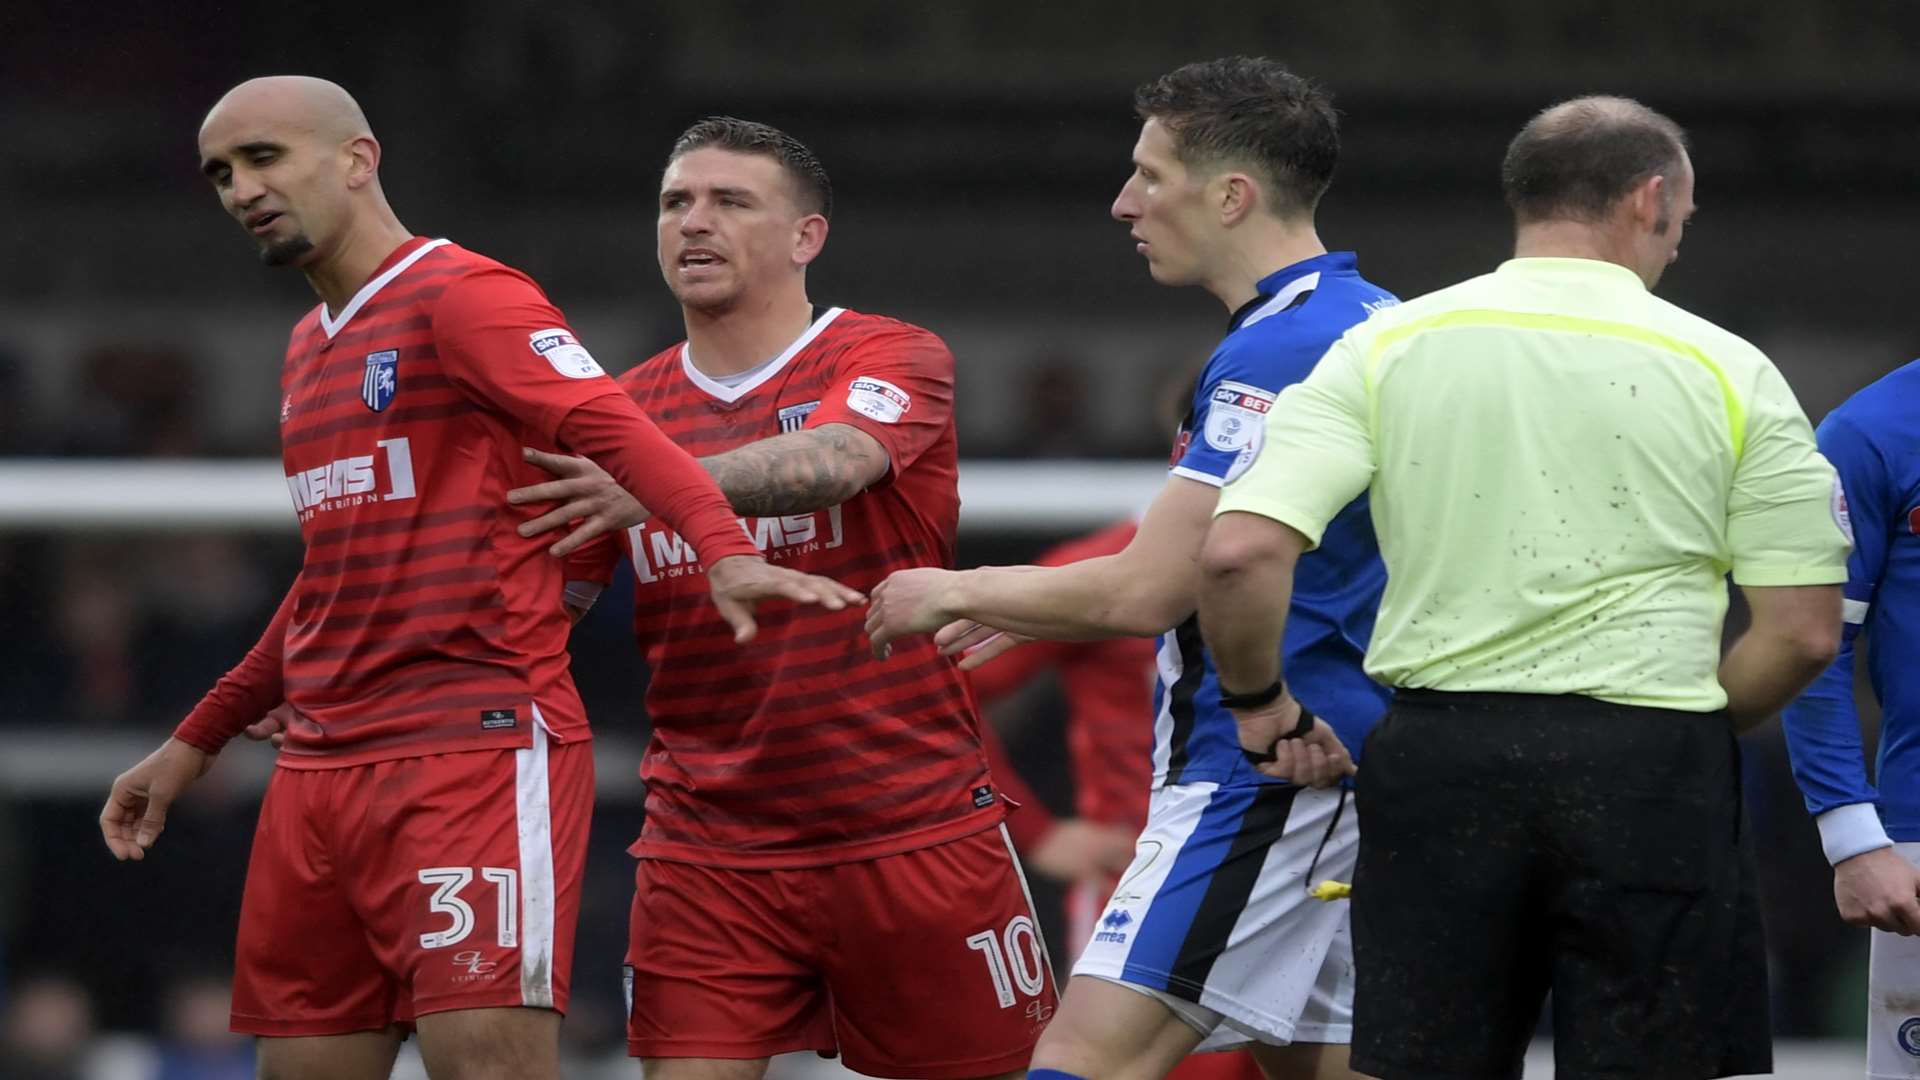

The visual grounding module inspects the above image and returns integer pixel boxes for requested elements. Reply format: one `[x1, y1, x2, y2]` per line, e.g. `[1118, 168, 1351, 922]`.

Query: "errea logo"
[1092, 909, 1133, 944]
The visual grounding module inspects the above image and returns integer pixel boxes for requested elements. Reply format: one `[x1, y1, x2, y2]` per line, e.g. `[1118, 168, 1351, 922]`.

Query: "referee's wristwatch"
[1221, 681, 1317, 764]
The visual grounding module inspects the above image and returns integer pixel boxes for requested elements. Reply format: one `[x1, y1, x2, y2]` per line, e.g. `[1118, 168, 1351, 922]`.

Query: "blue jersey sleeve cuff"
[1817, 802, 1894, 865]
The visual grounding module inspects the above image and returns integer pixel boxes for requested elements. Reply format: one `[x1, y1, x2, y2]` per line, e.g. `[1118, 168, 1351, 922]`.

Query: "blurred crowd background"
[3, 2, 1918, 1075]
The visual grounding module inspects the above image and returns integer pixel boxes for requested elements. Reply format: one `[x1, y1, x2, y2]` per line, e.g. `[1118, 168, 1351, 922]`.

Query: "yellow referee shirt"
[1218, 257, 1850, 712]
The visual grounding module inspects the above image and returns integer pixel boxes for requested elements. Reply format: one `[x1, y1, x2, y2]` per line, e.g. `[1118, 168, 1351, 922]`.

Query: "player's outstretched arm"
[703, 423, 890, 518]
[100, 737, 212, 861]
[865, 476, 1218, 656]
[512, 424, 889, 557]
[705, 554, 865, 644]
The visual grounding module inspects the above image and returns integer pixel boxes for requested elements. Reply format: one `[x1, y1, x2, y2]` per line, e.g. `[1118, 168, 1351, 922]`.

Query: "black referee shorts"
[1347, 690, 1770, 1080]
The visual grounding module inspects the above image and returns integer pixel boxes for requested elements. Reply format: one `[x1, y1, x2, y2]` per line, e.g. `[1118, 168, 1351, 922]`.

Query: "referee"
[1193, 96, 1850, 1080]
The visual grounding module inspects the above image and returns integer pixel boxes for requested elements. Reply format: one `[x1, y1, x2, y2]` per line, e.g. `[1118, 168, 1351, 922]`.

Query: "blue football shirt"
[1783, 357, 1920, 858]
[1153, 251, 1396, 788]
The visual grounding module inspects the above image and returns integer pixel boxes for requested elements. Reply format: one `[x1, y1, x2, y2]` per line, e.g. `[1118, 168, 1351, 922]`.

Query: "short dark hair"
[1133, 57, 1339, 218]
[669, 116, 833, 220]
[1501, 96, 1689, 225]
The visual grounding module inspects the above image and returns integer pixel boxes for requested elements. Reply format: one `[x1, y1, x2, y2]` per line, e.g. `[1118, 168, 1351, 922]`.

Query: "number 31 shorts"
[229, 734, 593, 1036]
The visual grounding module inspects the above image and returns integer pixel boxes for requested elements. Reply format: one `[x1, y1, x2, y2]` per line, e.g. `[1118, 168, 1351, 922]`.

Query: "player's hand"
[865, 568, 965, 659]
[100, 737, 213, 861]
[1026, 819, 1138, 884]
[508, 448, 651, 558]
[1833, 846, 1920, 935]
[1231, 695, 1354, 788]
[933, 620, 1034, 671]
[706, 554, 865, 644]
[242, 703, 291, 749]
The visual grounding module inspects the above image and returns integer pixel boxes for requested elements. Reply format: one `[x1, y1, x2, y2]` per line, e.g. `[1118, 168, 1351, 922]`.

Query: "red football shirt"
[188, 237, 753, 768]
[603, 307, 1001, 867]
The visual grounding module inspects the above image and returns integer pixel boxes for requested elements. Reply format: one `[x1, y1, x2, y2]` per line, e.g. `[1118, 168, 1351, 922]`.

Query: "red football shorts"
[230, 734, 592, 1036]
[625, 824, 1058, 1077]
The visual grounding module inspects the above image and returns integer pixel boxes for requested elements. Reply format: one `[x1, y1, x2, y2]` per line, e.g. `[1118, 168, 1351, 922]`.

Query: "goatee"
[260, 234, 316, 267]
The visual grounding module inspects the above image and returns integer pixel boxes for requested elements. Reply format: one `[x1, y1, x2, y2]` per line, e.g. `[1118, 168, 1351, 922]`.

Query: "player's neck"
[305, 212, 416, 317]
[1206, 221, 1327, 313]
[681, 290, 818, 377]
[1512, 221, 1637, 274]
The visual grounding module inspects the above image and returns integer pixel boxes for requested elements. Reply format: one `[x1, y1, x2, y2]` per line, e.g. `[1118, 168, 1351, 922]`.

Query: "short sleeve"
[1172, 355, 1276, 489]
[1817, 411, 1893, 619]
[432, 267, 628, 441]
[1726, 361, 1851, 586]
[1214, 335, 1375, 547]
[803, 326, 954, 479]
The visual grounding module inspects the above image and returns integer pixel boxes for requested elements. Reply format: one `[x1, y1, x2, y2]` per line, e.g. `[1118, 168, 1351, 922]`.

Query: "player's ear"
[1217, 172, 1258, 228]
[1621, 172, 1664, 233]
[792, 213, 829, 268]
[343, 134, 381, 192]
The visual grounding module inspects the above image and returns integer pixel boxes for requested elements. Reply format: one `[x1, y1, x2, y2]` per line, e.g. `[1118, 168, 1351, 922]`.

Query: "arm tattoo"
[701, 424, 888, 517]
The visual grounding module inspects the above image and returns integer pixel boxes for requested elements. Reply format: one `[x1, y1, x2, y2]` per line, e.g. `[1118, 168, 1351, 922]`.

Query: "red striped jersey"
[609, 307, 999, 867]
[273, 237, 644, 767]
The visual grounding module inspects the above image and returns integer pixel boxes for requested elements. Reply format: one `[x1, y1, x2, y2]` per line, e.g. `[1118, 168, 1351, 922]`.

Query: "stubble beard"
[673, 278, 742, 319]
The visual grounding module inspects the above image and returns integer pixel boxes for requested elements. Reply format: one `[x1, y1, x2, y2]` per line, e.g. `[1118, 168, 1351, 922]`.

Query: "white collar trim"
[317, 238, 452, 339]
[1240, 272, 1321, 329]
[680, 307, 846, 404]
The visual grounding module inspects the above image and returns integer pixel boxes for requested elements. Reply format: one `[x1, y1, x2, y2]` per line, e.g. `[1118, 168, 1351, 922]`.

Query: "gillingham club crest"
[1899, 1016, 1920, 1058]
[362, 349, 399, 412]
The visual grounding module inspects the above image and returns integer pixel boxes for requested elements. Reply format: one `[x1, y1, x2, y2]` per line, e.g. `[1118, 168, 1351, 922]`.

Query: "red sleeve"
[430, 266, 752, 560]
[804, 326, 954, 481]
[172, 583, 293, 754]
[556, 396, 757, 563]
[979, 718, 1058, 852]
[431, 267, 639, 442]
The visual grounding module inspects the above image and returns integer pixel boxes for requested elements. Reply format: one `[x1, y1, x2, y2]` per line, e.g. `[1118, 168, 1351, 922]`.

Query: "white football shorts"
[1072, 780, 1357, 1048]
[1869, 842, 1920, 1079]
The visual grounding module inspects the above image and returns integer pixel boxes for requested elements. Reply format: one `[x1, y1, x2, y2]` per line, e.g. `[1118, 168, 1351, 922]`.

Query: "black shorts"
[1347, 691, 1770, 1080]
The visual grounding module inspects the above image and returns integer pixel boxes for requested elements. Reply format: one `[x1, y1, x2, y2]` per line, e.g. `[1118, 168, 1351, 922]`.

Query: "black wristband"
[1218, 679, 1285, 710]
[1240, 702, 1318, 765]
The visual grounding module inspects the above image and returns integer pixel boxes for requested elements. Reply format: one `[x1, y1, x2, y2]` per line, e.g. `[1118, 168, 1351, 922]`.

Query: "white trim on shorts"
[1072, 782, 1357, 1048]
[1868, 842, 1920, 1079]
[1000, 823, 1058, 993]
[514, 704, 559, 1009]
